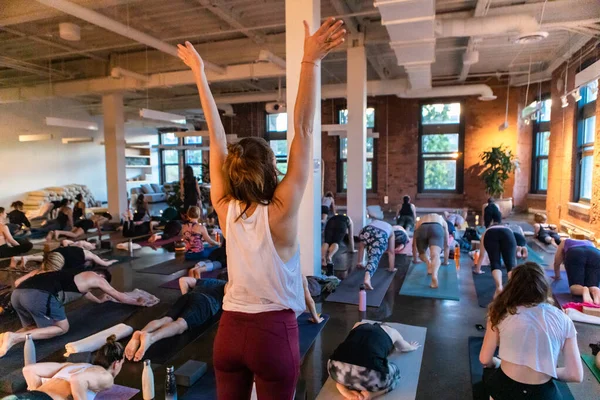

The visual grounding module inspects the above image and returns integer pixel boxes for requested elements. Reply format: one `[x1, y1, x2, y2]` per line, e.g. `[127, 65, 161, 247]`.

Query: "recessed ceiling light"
[515, 31, 549, 44]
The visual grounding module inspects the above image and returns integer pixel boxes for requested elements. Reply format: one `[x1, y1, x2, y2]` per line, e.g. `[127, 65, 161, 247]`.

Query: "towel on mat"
[116, 242, 142, 251]
[65, 323, 133, 356]
[566, 308, 600, 325]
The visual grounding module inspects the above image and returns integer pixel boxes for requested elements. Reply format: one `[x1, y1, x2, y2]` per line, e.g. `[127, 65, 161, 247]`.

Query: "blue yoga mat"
[526, 246, 548, 265]
[180, 313, 330, 400]
[399, 260, 460, 301]
[544, 269, 581, 307]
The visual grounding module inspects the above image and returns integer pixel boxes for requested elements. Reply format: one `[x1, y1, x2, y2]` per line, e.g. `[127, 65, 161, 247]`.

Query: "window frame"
[158, 132, 204, 184]
[335, 106, 378, 193]
[530, 96, 551, 194]
[417, 100, 465, 194]
[266, 132, 289, 176]
[573, 82, 597, 203]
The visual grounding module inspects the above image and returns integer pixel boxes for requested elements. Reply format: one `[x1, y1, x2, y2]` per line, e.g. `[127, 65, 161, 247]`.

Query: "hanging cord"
[385, 96, 389, 202]
[524, 55, 532, 106]
[504, 79, 510, 125]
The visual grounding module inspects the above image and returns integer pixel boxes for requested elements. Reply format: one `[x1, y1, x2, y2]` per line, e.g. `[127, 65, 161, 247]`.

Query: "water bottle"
[454, 244, 460, 269]
[165, 365, 177, 400]
[129, 239, 134, 257]
[24, 334, 36, 366]
[142, 359, 155, 400]
[358, 284, 367, 312]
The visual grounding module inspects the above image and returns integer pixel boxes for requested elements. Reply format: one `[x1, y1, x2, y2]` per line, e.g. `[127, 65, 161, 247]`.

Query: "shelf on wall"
[126, 165, 153, 169]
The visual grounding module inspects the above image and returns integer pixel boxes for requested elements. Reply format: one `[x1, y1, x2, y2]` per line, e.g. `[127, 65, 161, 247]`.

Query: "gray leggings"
[414, 223, 445, 253]
[327, 359, 400, 394]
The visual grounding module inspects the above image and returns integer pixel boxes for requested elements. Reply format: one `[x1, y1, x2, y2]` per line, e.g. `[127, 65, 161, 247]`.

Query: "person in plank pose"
[357, 218, 397, 290]
[176, 17, 345, 399]
[412, 213, 449, 289]
[473, 222, 517, 297]
[553, 238, 600, 304]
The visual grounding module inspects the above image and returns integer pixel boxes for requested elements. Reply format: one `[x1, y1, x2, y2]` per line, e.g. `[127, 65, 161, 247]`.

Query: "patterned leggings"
[359, 225, 390, 276]
[328, 359, 401, 394]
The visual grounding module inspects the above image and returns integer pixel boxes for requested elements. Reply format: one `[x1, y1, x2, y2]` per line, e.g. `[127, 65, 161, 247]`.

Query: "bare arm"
[476, 232, 486, 270]
[412, 229, 418, 263]
[84, 274, 142, 306]
[553, 241, 566, 278]
[556, 336, 584, 382]
[412, 204, 417, 220]
[2, 225, 19, 246]
[198, 225, 219, 247]
[479, 319, 500, 368]
[302, 276, 322, 323]
[15, 269, 41, 288]
[347, 219, 356, 252]
[387, 232, 396, 270]
[330, 199, 336, 214]
[177, 42, 228, 219]
[70, 368, 114, 400]
[84, 292, 106, 304]
[442, 219, 449, 265]
[23, 363, 67, 390]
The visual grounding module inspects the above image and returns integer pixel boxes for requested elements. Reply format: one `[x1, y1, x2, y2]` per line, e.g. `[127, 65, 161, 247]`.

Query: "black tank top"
[57, 210, 70, 230]
[399, 202, 413, 217]
[53, 247, 86, 270]
[133, 204, 147, 222]
[330, 323, 394, 373]
[184, 179, 199, 204]
[73, 204, 84, 222]
[17, 270, 81, 295]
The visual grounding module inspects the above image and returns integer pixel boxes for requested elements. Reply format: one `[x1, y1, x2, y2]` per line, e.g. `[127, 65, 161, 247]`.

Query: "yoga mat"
[0, 302, 139, 393]
[181, 313, 332, 400]
[582, 354, 600, 383]
[325, 267, 397, 307]
[526, 246, 547, 265]
[138, 237, 178, 248]
[544, 269, 581, 307]
[96, 385, 139, 400]
[315, 322, 427, 400]
[532, 238, 557, 254]
[472, 266, 507, 308]
[399, 260, 460, 301]
[158, 269, 228, 290]
[0, 283, 9, 291]
[138, 258, 196, 275]
[468, 337, 574, 400]
[105, 254, 138, 266]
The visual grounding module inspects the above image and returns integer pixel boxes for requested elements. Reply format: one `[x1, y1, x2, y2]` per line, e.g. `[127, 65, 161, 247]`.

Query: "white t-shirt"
[369, 219, 393, 237]
[322, 197, 334, 208]
[498, 303, 577, 378]
[447, 213, 465, 226]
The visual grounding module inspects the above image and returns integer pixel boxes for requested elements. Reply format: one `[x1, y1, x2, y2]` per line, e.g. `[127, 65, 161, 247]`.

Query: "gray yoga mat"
[316, 321, 427, 400]
[326, 267, 397, 308]
[0, 302, 139, 393]
[399, 260, 460, 301]
[472, 265, 507, 308]
[138, 258, 196, 275]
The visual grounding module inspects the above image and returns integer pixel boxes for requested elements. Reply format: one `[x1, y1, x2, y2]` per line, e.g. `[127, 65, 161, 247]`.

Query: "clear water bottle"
[358, 284, 367, 312]
[142, 359, 155, 400]
[24, 334, 36, 366]
[165, 365, 177, 400]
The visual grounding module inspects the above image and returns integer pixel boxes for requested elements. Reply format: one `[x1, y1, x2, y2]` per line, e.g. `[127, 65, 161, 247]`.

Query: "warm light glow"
[46, 117, 98, 131]
[61, 137, 94, 144]
[19, 134, 53, 142]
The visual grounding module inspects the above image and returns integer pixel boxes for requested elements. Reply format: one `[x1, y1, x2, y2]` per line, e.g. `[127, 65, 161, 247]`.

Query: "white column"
[286, 0, 321, 277]
[346, 35, 367, 230]
[102, 93, 128, 220]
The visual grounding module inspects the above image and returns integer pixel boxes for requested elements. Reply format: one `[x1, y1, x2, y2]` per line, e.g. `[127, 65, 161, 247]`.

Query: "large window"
[531, 98, 551, 193]
[270, 139, 288, 176]
[158, 133, 204, 184]
[336, 108, 376, 192]
[266, 113, 288, 133]
[418, 102, 464, 193]
[574, 80, 598, 202]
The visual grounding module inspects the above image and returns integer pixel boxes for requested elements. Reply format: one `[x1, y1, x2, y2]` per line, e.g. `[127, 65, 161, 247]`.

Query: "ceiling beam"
[196, 0, 265, 44]
[458, 0, 491, 82]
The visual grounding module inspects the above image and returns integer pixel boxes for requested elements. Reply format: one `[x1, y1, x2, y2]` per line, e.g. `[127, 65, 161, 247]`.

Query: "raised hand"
[302, 18, 346, 64]
[177, 41, 205, 72]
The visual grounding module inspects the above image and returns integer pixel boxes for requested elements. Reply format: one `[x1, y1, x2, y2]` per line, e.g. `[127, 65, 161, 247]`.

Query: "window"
[158, 133, 204, 184]
[574, 80, 597, 202]
[266, 113, 288, 133]
[531, 98, 551, 193]
[418, 103, 464, 192]
[338, 107, 375, 128]
[269, 139, 288, 176]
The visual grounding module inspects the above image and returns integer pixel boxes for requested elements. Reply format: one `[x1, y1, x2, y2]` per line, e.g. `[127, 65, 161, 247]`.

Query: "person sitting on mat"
[9, 245, 118, 272]
[0, 269, 155, 358]
[533, 213, 561, 247]
[182, 206, 219, 261]
[0, 207, 33, 259]
[4, 334, 125, 400]
[322, 214, 356, 275]
[328, 321, 420, 399]
[188, 237, 227, 279]
[480, 262, 583, 400]
[553, 238, 600, 305]
[357, 218, 397, 290]
[148, 220, 183, 244]
[395, 195, 416, 231]
[121, 209, 159, 238]
[474, 222, 517, 297]
[412, 213, 449, 289]
[321, 192, 336, 222]
[8, 201, 31, 233]
[132, 194, 150, 222]
[483, 198, 502, 228]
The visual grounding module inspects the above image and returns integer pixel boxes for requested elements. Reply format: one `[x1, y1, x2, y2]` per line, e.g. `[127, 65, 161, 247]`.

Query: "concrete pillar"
[286, 0, 321, 276]
[346, 34, 367, 230]
[102, 93, 128, 220]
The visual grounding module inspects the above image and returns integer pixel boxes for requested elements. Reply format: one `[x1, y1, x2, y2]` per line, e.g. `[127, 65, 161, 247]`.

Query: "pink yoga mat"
[96, 384, 139, 400]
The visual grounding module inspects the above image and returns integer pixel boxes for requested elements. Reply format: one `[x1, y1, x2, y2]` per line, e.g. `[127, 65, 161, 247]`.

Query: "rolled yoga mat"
[325, 267, 397, 308]
[315, 321, 427, 400]
[544, 269, 581, 308]
[399, 260, 460, 301]
[64, 323, 133, 357]
[468, 336, 574, 400]
[96, 384, 139, 400]
[138, 258, 197, 275]
[581, 354, 600, 384]
[0, 302, 139, 394]
[180, 313, 331, 400]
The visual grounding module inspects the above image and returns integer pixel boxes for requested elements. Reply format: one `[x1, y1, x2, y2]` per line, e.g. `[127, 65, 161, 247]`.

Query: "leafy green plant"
[480, 145, 518, 198]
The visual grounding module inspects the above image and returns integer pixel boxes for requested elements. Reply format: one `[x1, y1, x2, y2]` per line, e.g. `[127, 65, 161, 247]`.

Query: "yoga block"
[67, 351, 92, 364]
[572, 233, 585, 240]
[583, 306, 600, 318]
[101, 240, 112, 250]
[175, 360, 207, 387]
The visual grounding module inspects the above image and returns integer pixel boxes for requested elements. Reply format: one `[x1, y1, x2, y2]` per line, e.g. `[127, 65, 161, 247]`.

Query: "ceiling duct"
[434, 15, 542, 39]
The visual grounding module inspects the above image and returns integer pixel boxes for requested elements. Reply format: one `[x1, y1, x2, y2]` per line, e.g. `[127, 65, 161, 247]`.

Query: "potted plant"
[480, 145, 519, 217]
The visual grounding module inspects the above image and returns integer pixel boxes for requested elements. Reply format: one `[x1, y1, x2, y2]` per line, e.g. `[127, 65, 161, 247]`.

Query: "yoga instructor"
[177, 17, 345, 399]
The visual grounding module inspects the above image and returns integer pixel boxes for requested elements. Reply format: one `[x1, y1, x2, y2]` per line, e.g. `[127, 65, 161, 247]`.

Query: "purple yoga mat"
[96, 384, 139, 400]
[545, 269, 582, 307]
[138, 237, 178, 247]
[159, 268, 227, 290]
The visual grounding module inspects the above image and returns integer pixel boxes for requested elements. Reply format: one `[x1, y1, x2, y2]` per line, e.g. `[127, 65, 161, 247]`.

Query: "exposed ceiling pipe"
[435, 15, 541, 38]
[33, 0, 225, 74]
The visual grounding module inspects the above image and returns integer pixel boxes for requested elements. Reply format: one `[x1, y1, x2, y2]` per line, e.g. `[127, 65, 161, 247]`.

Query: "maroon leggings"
[213, 309, 300, 400]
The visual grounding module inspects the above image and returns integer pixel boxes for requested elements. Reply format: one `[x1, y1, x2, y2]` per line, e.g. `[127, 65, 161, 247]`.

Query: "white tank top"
[50, 364, 97, 400]
[322, 197, 333, 207]
[223, 201, 305, 315]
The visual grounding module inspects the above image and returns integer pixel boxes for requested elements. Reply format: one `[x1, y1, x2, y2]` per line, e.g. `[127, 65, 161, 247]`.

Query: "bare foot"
[582, 287, 593, 304]
[430, 276, 438, 289]
[9, 257, 18, 269]
[472, 269, 485, 275]
[0, 332, 18, 357]
[134, 332, 152, 362]
[125, 331, 141, 360]
[387, 268, 398, 273]
[106, 260, 118, 266]
[364, 272, 374, 290]
[590, 287, 600, 305]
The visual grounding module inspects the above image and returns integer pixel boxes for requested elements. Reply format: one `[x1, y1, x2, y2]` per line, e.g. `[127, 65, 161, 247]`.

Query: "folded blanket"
[566, 308, 600, 325]
[64, 323, 133, 356]
[116, 242, 142, 251]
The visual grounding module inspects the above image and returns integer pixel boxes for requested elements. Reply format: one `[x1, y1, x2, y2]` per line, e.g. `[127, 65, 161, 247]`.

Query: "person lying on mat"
[0, 207, 33, 259]
[473, 222, 517, 297]
[357, 218, 396, 290]
[553, 238, 600, 305]
[322, 214, 356, 275]
[533, 213, 561, 247]
[395, 195, 416, 231]
[10, 244, 118, 272]
[188, 237, 227, 279]
[482, 198, 502, 228]
[328, 321, 420, 400]
[147, 220, 182, 246]
[412, 213, 449, 289]
[182, 206, 219, 261]
[0, 269, 154, 358]
[3, 334, 125, 400]
[480, 262, 583, 400]
[47, 212, 111, 242]
[506, 224, 528, 259]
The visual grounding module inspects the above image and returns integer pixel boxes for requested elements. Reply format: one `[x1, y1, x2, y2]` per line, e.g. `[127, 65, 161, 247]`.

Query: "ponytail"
[93, 334, 124, 369]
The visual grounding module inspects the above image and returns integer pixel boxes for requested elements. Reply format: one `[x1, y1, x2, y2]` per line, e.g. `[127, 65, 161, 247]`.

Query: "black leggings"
[122, 221, 150, 237]
[0, 239, 33, 258]
[1, 391, 54, 400]
[564, 246, 600, 287]
[396, 215, 414, 230]
[484, 367, 562, 400]
[538, 225, 561, 245]
[484, 227, 517, 272]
